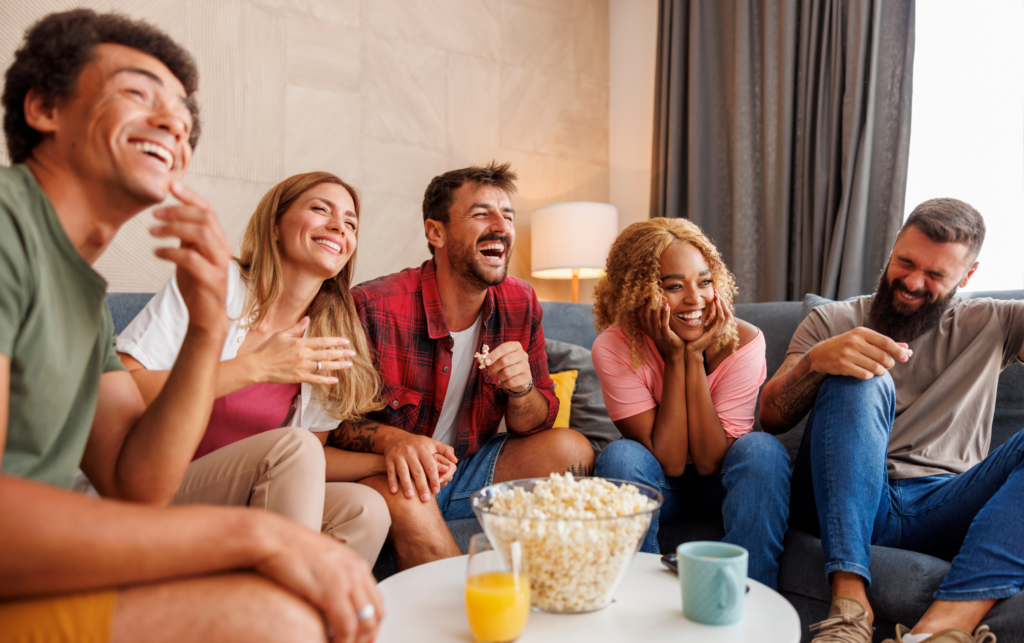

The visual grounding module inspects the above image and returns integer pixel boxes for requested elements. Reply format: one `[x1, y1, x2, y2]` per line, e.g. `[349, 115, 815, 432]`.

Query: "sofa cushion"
[545, 339, 621, 453]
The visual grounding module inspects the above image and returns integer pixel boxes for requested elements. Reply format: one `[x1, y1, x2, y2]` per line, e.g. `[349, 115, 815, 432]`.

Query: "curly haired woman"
[591, 217, 790, 588]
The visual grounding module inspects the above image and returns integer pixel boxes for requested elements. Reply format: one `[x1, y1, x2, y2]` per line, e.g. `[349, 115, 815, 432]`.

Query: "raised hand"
[639, 298, 687, 356]
[808, 327, 912, 380]
[150, 182, 232, 336]
[252, 316, 355, 386]
[480, 341, 532, 393]
[685, 289, 731, 356]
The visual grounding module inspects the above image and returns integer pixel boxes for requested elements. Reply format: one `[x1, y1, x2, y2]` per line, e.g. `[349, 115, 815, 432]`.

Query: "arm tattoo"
[765, 354, 828, 424]
[327, 417, 383, 453]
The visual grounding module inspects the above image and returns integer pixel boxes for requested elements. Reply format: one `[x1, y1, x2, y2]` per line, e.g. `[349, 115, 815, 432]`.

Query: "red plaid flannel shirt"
[352, 260, 558, 459]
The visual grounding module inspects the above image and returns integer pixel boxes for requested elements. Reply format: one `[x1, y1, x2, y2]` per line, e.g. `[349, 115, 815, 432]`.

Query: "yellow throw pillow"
[549, 369, 579, 429]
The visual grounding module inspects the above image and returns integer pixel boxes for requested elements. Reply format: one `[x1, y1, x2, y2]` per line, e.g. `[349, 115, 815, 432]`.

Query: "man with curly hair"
[328, 162, 595, 570]
[0, 9, 381, 642]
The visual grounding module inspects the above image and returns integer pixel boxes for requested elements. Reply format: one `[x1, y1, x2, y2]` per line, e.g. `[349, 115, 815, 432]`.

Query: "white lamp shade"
[531, 202, 619, 279]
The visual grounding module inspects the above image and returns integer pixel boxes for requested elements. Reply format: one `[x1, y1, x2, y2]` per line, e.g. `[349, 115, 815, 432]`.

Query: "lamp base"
[571, 270, 580, 303]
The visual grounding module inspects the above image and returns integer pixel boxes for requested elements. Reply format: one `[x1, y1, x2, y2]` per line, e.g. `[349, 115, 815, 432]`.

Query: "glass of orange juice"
[465, 533, 530, 643]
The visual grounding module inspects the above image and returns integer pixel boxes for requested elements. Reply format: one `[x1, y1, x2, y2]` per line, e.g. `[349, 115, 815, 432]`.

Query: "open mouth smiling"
[479, 241, 506, 265]
[130, 139, 174, 170]
[314, 237, 343, 254]
[674, 309, 704, 328]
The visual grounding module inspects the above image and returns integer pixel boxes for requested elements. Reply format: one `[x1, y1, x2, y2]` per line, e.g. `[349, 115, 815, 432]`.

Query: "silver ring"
[316, 360, 322, 371]
[356, 603, 375, 621]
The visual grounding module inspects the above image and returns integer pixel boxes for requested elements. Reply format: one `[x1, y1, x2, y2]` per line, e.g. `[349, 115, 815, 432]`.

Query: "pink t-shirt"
[591, 327, 767, 438]
[194, 382, 301, 460]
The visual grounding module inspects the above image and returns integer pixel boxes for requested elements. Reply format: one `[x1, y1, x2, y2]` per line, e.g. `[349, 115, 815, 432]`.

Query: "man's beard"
[447, 232, 512, 290]
[867, 273, 956, 343]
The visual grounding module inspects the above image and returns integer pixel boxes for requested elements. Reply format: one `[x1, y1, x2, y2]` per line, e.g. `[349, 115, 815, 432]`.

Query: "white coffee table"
[378, 552, 800, 642]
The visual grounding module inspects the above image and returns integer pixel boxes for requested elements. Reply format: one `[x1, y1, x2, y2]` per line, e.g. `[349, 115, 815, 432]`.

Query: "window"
[904, 0, 1024, 292]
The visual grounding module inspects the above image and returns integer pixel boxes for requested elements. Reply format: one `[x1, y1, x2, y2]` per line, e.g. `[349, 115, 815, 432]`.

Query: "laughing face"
[658, 241, 715, 343]
[275, 182, 358, 281]
[43, 43, 194, 207]
[437, 182, 515, 289]
[867, 224, 977, 342]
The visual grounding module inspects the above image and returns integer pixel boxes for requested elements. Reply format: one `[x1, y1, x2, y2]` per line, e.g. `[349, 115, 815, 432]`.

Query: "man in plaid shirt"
[329, 162, 595, 569]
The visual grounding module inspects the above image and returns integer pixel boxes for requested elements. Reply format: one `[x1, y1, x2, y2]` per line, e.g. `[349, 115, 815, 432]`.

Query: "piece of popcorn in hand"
[474, 344, 490, 369]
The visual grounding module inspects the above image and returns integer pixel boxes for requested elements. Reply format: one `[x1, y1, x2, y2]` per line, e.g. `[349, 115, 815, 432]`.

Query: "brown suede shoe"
[809, 596, 873, 643]
[882, 624, 997, 643]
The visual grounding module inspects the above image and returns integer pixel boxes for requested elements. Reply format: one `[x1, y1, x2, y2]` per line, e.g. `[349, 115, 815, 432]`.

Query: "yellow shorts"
[0, 590, 115, 643]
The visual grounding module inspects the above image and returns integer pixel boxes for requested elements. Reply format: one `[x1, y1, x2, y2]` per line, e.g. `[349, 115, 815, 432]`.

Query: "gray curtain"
[651, 0, 915, 302]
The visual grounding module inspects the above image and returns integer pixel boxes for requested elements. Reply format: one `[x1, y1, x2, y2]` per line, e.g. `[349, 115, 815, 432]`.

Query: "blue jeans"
[789, 373, 1024, 601]
[594, 433, 792, 589]
[435, 432, 510, 521]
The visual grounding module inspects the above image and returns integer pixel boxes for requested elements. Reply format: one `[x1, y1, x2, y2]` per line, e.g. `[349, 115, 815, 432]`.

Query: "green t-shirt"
[0, 164, 124, 488]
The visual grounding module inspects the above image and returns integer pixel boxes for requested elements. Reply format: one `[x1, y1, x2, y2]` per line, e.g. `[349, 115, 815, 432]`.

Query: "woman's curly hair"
[3, 9, 200, 164]
[592, 217, 739, 369]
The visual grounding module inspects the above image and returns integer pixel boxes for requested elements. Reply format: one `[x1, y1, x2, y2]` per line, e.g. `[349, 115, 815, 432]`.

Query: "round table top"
[378, 552, 800, 643]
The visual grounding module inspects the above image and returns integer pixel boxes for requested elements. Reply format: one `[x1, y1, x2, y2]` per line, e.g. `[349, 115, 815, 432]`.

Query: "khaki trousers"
[171, 427, 390, 565]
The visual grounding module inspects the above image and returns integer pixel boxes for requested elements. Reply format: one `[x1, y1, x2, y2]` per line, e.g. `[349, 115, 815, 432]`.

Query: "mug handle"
[717, 568, 743, 610]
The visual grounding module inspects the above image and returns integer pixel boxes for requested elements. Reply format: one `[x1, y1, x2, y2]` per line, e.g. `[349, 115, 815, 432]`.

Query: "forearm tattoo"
[327, 417, 383, 453]
[765, 354, 828, 424]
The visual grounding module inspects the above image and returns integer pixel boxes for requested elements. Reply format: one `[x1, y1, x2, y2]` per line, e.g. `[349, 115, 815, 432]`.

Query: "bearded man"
[328, 162, 594, 570]
[760, 198, 1024, 643]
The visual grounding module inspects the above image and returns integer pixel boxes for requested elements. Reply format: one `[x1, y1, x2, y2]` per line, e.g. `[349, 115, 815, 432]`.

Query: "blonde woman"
[117, 172, 404, 564]
[591, 217, 790, 588]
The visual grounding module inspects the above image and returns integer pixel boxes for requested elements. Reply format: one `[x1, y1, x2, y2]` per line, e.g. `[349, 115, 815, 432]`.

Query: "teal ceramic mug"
[677, 541, 748, 626]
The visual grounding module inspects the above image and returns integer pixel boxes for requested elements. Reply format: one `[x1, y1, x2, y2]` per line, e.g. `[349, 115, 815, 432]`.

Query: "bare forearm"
[126, 354, 259, 406]
[649, 353, 690, 476]
[759, 353, 827, 434]
[115, 324, 226, 502]
[504, 387, 550, 433]
[683, 352, 730, 475]
[0, 474, 278, 598]
[323, 446, 387, 482]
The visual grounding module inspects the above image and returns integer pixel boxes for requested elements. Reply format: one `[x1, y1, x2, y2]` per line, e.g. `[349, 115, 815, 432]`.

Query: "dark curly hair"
[421, 161, 517, 255]
[3, 9, 200, 164]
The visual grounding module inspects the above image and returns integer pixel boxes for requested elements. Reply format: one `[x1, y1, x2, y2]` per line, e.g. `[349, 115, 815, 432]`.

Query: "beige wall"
[0, 0, 610, 302]
[609, 0, 657, 231]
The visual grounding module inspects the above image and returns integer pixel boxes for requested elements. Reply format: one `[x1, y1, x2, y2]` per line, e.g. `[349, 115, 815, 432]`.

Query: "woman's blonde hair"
[592, 217, 739, 369]
[237, 171, 383, 421]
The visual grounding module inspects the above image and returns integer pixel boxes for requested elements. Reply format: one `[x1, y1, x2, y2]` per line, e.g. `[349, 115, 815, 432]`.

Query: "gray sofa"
[106, 291, 1024, 642]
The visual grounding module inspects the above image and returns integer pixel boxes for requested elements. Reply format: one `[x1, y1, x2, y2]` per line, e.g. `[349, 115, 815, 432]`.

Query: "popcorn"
[477, 473, 659, 612]
[474, 344, 490, 370]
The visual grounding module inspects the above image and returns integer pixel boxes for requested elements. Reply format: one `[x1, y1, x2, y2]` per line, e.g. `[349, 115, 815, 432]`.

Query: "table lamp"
[531, 202, 619, 303]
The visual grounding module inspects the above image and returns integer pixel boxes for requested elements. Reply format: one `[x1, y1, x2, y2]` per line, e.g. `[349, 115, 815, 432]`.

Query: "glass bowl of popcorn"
[470, 473, 663, 613]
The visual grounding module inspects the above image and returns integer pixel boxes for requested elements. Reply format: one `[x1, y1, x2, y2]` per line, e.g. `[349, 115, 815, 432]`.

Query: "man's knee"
[358, 475, 441, 520]
[821, 370, 895, 403]
[112, 574, 326, 643]
[544, 427, 595, 471]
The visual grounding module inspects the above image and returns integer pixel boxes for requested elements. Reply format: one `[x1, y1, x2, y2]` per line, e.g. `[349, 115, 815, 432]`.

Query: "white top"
[431, 314, 483, 447]
[116, 261, 338, 432]
[377, 552, 800, 643]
